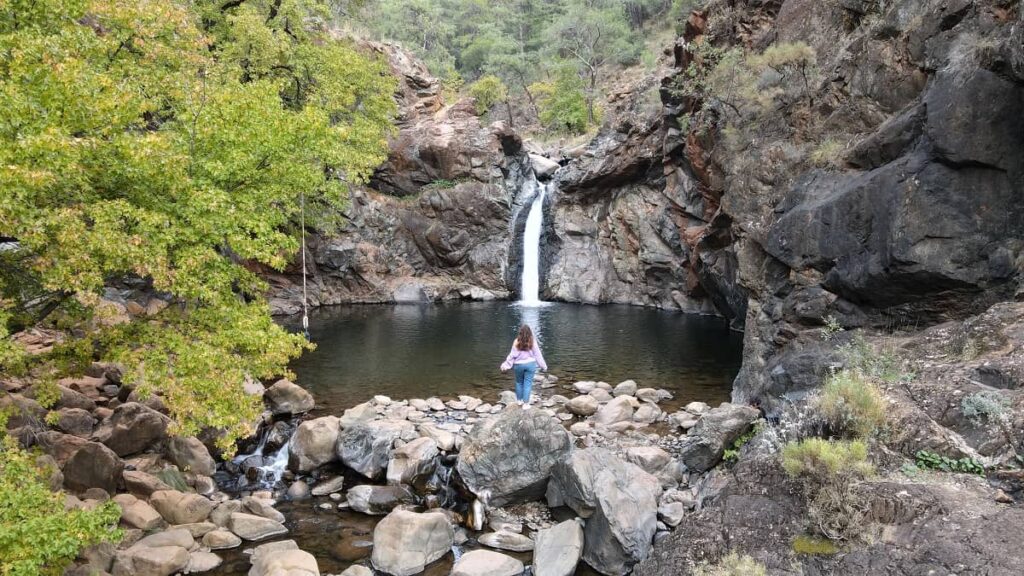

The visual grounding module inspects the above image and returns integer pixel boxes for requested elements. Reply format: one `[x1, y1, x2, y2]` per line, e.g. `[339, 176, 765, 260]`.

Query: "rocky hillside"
[264, 41, 530, 313]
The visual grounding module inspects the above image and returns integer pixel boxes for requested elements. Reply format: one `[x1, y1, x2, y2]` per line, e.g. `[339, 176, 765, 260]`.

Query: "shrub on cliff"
[469, 75, 508, 115]
[0, 418, 122, 575]
[815, 370, 887, 438]
[782, 439, 874, 480]
[783, 439, 875, 542]
[0, 0, 396, 452]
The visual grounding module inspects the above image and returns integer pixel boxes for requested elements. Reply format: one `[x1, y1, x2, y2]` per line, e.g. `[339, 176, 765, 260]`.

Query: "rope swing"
[300, 190, 310, 341]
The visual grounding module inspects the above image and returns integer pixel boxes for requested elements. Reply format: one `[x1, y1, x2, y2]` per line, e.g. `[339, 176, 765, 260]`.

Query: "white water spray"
[519, 180, 549, 306]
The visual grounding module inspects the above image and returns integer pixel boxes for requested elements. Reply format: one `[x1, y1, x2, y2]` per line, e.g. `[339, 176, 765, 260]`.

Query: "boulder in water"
[346, 484, 415, 515]
[676, 403, 760, 473]
[228, 512, 288, 541]
[242, 496, 285, 523]
[288, 416, 341, 473]
[612, 380, 638, 397]
[371, 510, 454, 576]
[451, 549, 524, 576]
[202, 530, 241, 550]
[456, 406, 572, 507]
[478, 531, 534, 552]
[566, 395, 599, 416]
[593, 396, 634, 425]
[249, 540, 319, 576]
[264, 379, 315, 416]
[386, 436, 439, 487]
[534, 519, 585, 576]
[337, 419, 416, 479]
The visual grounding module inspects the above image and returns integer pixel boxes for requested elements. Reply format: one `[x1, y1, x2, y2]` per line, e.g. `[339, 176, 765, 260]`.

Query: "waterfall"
[519, 180, 549, 306]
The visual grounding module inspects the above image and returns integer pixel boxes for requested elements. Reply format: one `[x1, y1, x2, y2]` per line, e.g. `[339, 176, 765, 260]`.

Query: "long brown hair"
[515, 324, 534, 351]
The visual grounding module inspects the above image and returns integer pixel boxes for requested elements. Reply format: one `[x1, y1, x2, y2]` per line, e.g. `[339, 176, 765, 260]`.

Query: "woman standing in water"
[500, 324, 547, 408]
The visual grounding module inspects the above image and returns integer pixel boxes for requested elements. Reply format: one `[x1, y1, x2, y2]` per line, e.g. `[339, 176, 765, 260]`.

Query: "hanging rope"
[300, 190, 310, 340]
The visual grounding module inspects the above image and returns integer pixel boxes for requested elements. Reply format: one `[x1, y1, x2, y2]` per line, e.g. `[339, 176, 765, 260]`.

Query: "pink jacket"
[500, 339, 548, 372]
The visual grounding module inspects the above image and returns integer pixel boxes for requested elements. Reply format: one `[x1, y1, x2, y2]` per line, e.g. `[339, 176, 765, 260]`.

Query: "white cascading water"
[519, 180, 548, 306]
[262, 439, 291, 484]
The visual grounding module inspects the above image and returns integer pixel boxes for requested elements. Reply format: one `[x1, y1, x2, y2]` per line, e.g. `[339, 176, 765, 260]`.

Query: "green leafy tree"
[544, 0, 641, 123]
[0, 418, 122, 576]
[530, 67, 592, 134]
[0, 0, 396, 451]
[469, 75, 509, 117]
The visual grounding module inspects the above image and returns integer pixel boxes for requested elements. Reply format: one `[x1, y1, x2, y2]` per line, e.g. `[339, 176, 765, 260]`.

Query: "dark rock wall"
[660, 0, 1024, 407]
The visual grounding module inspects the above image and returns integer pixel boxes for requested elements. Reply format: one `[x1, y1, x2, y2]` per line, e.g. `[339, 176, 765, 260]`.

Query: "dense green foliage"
[0, 418, 122, 575]
[530, 67, 594, 133]
[0, 0, 396, 450]
[350, 0, 682, 132]
[469, 75, 508, 115]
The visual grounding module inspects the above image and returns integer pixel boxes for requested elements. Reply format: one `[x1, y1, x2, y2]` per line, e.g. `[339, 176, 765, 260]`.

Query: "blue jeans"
[513, 361, 537, 402]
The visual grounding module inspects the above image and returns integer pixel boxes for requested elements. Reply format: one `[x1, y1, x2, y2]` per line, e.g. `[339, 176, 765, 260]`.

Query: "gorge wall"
[270, 0, 1023, 414]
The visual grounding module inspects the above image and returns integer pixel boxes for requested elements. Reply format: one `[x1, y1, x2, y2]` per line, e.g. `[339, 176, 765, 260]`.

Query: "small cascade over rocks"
[228, 426, 294, 490]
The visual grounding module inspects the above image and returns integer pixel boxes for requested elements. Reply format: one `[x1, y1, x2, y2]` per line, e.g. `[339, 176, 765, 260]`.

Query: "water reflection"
[283, 302, 743, 413]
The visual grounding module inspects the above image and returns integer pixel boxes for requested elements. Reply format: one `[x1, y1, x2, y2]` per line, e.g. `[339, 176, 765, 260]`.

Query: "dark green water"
[285, 302, 743, 413]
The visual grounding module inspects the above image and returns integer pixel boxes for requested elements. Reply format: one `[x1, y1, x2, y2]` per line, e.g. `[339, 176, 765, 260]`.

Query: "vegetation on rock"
[349, 0, 681, 133]
[814, 370, 886, 439]
[0, 417, 122, 575]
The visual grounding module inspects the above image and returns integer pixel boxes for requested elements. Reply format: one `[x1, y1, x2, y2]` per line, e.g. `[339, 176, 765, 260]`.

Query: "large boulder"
[386, 436, 439, 487]
[676, 403, 760, 473]
[593, 396, 634, 425]
[346, 484, 414, 516]
[288, 416, 341, 473]
[94, 402, 170, 457]
[38, 431, 123, 494]
[534, 519, 585, 576]
[249, 540, 319, 576]
[566, 395, 599, 416]
[451, 549, 524, 576]
[112, 546, 190, 576]
[166, 436, 216, 476]
[149, 490, 214, 525]
[264, 379, 315, 416]
[371, 510, 454, 576]
[548, 448, 661, 575]
[337, 419, 416, 479]
[456, 407, 572, 506]
[242, 496, 286, 523]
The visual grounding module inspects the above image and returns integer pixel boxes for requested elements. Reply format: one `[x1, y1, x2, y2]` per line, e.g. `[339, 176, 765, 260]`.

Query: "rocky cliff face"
[654, 0, 1024, 407]
[266, 42, 532, 313]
